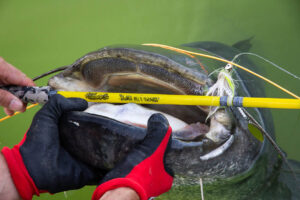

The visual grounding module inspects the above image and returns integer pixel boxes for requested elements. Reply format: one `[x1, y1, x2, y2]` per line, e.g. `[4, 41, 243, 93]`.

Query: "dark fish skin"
[59, 110, 260, 180]
[60, 112, 146, 171]
[52, 42, 299, 199]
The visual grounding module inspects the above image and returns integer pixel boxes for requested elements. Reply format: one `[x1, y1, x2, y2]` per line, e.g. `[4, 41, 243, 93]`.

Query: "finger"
[146, 113, 170, 141]
[29, 94, 88, 142]
[0, 89, 24, 112]
[138, 113, 172, 154]
[0, 57, 35, 86]
[145, 113, 173, 176]
[37, 94, 88, 121]
[52, 94, 88, 113]
[3, 106, 26, 115]
[4, 104, 27, 115]
[99, 113, 173, 184]
[4, 107, 15, 116]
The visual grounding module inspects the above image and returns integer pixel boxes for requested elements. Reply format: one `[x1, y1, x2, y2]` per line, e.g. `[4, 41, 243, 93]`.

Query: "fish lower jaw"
[85, 102, 235, 160]
[85, 103, 188, 131]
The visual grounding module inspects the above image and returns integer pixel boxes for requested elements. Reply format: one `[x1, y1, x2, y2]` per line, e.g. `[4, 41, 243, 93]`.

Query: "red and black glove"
[1, 95, 100, 200]
[92, 113, 174, 200]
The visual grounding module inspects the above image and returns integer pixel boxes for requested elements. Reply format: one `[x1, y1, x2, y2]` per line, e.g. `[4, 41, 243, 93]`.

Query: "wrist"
[1, 146, 40, 200]
[0, 153, 21, 200]
[99, 187, 139, 200]
[92, 178, 147, 200]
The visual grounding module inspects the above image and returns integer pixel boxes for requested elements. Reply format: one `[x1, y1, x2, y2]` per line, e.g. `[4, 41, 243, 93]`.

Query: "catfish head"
[48, 43, 278, 199]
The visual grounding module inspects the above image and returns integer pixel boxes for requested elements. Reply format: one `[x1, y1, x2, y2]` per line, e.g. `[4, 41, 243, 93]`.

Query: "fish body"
[48, 43, 298, 199]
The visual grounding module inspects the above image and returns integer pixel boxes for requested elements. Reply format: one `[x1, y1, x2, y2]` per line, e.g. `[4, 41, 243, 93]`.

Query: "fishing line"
[143, 43, 300, 99]
[240, 107, 300, 187]
[0, 104, 38, 122]
[231, 52, 300, 183]
[200, 178, 205, 200]
[172, 48, 208, 74]
[232, 52, 300, 81]
[208, 67, 223, 77]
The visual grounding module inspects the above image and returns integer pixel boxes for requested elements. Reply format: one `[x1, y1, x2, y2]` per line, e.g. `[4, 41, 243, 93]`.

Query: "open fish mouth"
[48, 45, 265, 180]
[49, 47, 235, 161]
[83, 97, 234, 161]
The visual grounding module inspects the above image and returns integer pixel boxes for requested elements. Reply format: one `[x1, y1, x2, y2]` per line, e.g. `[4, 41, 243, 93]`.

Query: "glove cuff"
[1, 146, 40, 200]
[92, 178, 148, 200]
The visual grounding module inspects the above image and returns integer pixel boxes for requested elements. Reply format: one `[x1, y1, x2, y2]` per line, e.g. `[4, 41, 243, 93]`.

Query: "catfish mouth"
[49, 48, 235, 160]
[84, 73, 211, 137]
[82, 74, 234, 159]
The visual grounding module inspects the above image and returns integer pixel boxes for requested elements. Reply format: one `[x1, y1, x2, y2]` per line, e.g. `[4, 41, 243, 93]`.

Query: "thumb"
[53, 94, 88, 113]
[98, 113, 173, 184]
[140, 113, 172, 153]
[27, 94, 88, 141]
[36, 94, 88, 121]
[146, 113, 170, 141]
[0, 89, 25, 112]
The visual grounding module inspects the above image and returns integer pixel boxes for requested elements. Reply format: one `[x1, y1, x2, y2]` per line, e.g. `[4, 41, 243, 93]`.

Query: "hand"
[1, 95, 100, 200]
[92, 113, 174, 200]
[0, 57, 35, 115]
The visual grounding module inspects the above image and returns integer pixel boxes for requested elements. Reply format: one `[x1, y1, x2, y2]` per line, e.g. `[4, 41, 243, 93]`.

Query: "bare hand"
[0, 57, 35, 115]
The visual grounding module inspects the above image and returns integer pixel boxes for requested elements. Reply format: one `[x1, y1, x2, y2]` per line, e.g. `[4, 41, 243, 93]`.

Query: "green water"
[0, 1, 299, 199]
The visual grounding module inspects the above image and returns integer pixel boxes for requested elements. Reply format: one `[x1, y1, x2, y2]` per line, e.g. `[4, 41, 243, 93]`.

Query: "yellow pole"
[1, 92, 299, 123]
[57, 91, 300, 109]
[242, 97, 300, 109]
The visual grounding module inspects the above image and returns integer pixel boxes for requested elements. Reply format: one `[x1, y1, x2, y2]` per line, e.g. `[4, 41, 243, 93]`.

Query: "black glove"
[92, 113, 174, 200]
[2, 94, 100, 200]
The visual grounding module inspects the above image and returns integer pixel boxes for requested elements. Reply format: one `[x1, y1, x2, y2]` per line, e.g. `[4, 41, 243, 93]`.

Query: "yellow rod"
[142, 43, 300, 99]
[57, 91, 300, 109]
[243, 97, 300, 109]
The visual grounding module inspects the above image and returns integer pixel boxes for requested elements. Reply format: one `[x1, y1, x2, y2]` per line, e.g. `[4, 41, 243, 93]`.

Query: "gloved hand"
[92, 113, 174, 200]
[1, 94, 100, 200]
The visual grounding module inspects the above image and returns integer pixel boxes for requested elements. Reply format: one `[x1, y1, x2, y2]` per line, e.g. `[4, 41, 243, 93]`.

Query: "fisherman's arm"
[100, 188, 139, 200]
[1, 95, 100, 199]
[0, 95, 143, 200]
[0, 153, 139, 200]
[0, 153, 21, 200]
[0, 57, 35, 115]
[0, 153, 138, 200]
